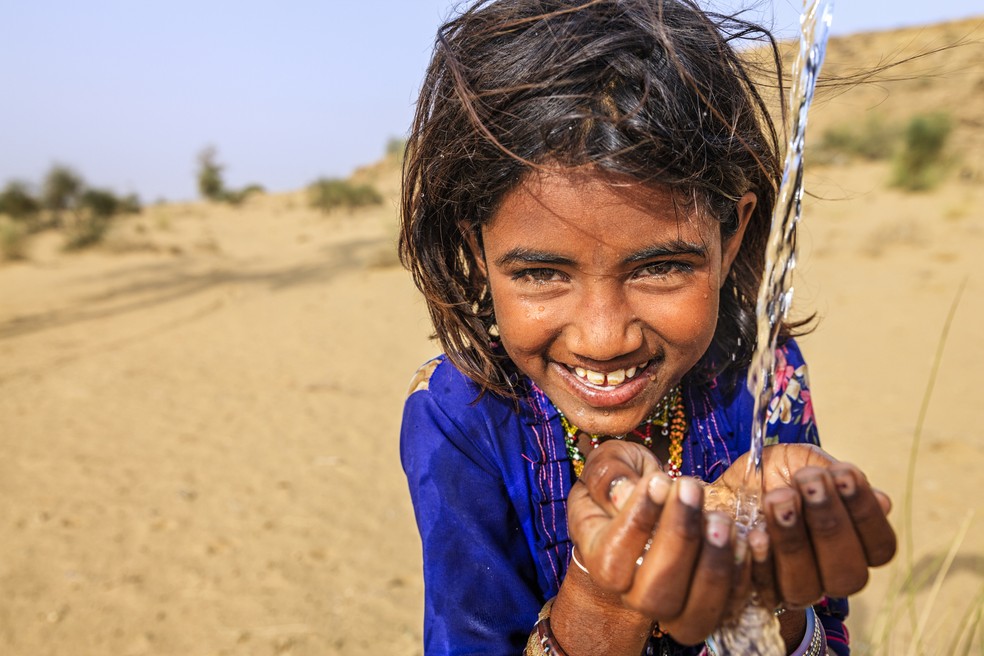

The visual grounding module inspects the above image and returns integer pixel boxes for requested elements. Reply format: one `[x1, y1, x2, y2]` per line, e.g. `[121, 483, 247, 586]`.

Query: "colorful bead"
[558, 387, 685, 479]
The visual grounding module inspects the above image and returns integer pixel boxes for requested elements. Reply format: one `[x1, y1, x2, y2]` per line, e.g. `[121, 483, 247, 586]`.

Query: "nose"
[566, 279, 644, 362]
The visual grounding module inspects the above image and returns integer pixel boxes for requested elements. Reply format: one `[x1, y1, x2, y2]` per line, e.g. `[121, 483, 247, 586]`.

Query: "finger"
[874, 489, 892, 515]
[795, 466, 869, 597]
[726, 536, 752, 620]
[830, 464, 897, 567]
[763, 487, 822, 607]
[622, 477, 704, 619]
[654, 512, 736, 645]
[581, 441, 662, 516]
[748, 526, 780, 610]
[577, 472, 670, 592]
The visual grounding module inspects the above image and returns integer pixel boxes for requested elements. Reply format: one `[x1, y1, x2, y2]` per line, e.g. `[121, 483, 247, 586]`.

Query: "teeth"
[606, 369, 625, 386]
[570, 361, 649, 387]
[586, 370, 606, 386]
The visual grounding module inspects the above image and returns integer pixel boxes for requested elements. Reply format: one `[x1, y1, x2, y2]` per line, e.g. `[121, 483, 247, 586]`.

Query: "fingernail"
[706, 514, 731, 548]
[749, 529, 770, 563]
[648, 474, 671, 504]
[677, 478, 702, 508]
[773, 499, 797, 527]
[609, 477, 634, 510]
[800, 474, 827, 504]
[833, 470, 856, 497]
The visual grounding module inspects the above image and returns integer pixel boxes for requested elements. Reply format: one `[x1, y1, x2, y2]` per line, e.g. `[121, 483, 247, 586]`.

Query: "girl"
[398, 1, 896, 654]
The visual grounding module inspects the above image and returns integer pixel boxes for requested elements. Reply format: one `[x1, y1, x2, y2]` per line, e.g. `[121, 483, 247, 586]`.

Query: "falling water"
[708, 1, 833, 654]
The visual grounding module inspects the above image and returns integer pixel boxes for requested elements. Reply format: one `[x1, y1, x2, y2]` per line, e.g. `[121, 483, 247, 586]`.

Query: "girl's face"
[476, 170, 753, 436]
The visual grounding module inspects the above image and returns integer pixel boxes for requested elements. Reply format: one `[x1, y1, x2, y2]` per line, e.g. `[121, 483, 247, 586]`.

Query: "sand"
[1, 18, 982, 656]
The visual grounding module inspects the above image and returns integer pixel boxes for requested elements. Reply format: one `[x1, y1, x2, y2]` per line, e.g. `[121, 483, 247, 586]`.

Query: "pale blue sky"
[1, 1, 981, 202]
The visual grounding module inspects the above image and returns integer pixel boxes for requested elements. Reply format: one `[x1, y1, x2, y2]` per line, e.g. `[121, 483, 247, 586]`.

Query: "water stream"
[708, 1, 834, 653]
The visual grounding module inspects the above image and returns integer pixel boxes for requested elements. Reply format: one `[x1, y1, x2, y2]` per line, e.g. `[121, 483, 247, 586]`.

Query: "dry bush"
[308, 178, 383, 213]
[892, 113, 954, 191]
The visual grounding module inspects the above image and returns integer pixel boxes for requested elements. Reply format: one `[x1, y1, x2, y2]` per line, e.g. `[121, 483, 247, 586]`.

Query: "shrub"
[64, 214, 112, 250]
[221, 183, 264, 206]
[892, 113, 953, 191]
[308, 178, 383, 213]
[386, 137, 407, 159]
[79, 188, 120, 218]
[196, 147, 264, 206]
[197, 146, 225, 201]
[814, 115, 899, 164]
[0, 218, 29, 261]
[42, 165, 83, 216]
[0, 181, 41, 220]
[119, 193, 142, 214]
[66, 188, 132, 250]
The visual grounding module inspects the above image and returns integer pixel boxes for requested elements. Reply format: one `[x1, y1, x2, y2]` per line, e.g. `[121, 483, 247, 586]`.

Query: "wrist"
[778, 607, 807, 652]
[549, 561, 653, 655]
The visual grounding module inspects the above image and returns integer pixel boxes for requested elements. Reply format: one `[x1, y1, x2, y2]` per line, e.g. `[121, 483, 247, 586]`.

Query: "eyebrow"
[495, 241, 707, 268]
[494, 248, 577, 268]
[622, 240, 707, 264]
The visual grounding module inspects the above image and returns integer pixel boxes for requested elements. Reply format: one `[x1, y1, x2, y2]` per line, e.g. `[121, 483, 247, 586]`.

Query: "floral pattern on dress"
[765, 344, 816, 445]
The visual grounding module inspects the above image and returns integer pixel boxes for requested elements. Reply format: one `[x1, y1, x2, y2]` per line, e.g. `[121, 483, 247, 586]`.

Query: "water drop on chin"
[603, 410, 611, 417]
[538, 306, 544, 312]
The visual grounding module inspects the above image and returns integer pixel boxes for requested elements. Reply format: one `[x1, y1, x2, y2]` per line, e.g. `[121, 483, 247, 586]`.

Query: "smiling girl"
[398, 1, 895, 654]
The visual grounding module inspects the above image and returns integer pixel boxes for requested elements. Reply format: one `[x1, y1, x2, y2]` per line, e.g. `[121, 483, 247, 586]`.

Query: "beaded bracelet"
[524, 598, 570, 656]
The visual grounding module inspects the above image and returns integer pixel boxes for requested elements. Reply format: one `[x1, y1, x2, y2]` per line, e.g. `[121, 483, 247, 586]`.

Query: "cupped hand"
[567, 441, 748, 645]
[711, 444, 897, 609]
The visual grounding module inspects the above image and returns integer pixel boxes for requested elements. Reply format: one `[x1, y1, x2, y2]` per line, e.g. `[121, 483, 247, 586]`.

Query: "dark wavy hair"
[400, 0, 797, 398]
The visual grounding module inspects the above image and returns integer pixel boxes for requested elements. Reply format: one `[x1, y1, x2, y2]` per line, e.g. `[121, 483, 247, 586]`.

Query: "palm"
[711, 443, 836, 500]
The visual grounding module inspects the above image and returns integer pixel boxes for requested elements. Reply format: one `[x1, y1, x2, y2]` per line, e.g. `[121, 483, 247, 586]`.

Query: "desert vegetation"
[196, 146, 265, 206]
[0, 164, 142, 259]
[307, 177, 383, 213]
[812, 111, 957, 192]
[891, 112, 955, 191]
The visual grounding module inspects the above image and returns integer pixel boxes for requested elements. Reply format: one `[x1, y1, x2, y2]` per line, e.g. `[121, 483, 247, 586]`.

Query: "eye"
[633, 261, 693, 278]
[512, 268, 567, 285]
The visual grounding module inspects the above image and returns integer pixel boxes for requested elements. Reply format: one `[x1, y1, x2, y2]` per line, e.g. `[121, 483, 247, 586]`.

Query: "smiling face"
[476, 170, 752, 436]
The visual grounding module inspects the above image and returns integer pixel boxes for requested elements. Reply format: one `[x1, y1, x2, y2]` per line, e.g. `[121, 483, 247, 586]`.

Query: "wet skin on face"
[474, 170, 753, 437]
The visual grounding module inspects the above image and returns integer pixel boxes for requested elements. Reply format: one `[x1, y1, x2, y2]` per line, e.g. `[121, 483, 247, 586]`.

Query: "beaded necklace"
[558, 386, 686, 479]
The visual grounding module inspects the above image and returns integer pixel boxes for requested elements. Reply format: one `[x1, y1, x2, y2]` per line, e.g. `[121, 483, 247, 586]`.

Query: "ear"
[719, 191, 756, 286]
[460, 221, 488, 278]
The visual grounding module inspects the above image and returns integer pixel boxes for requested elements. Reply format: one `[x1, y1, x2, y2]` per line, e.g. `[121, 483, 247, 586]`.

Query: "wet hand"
[714, 444, 896, 609]
[567, 441, 749, 645]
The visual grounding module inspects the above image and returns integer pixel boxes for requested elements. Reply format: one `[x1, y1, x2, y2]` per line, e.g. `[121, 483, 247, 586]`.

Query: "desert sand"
[1, 18, 982, 656]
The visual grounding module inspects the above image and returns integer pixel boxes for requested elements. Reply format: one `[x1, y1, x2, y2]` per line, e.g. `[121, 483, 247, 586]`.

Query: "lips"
[553, 359, 658, 409]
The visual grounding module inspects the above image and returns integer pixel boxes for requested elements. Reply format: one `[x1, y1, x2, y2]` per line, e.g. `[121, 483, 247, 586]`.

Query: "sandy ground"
[2, 19, 983, 656]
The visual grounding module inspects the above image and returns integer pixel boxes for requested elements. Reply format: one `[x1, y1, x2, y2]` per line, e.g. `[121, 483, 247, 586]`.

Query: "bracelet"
[524, 598, 570, 656]
[570, 545, 589, 575]
[789, 606, 827, 656]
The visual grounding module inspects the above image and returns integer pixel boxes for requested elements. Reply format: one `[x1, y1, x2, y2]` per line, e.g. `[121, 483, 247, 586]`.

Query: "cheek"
[646, 286, 720, 350]
[491, 293, 557, 354]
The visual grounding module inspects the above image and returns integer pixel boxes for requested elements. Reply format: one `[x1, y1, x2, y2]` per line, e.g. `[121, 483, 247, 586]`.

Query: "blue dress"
[400, 340, 848, 655]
